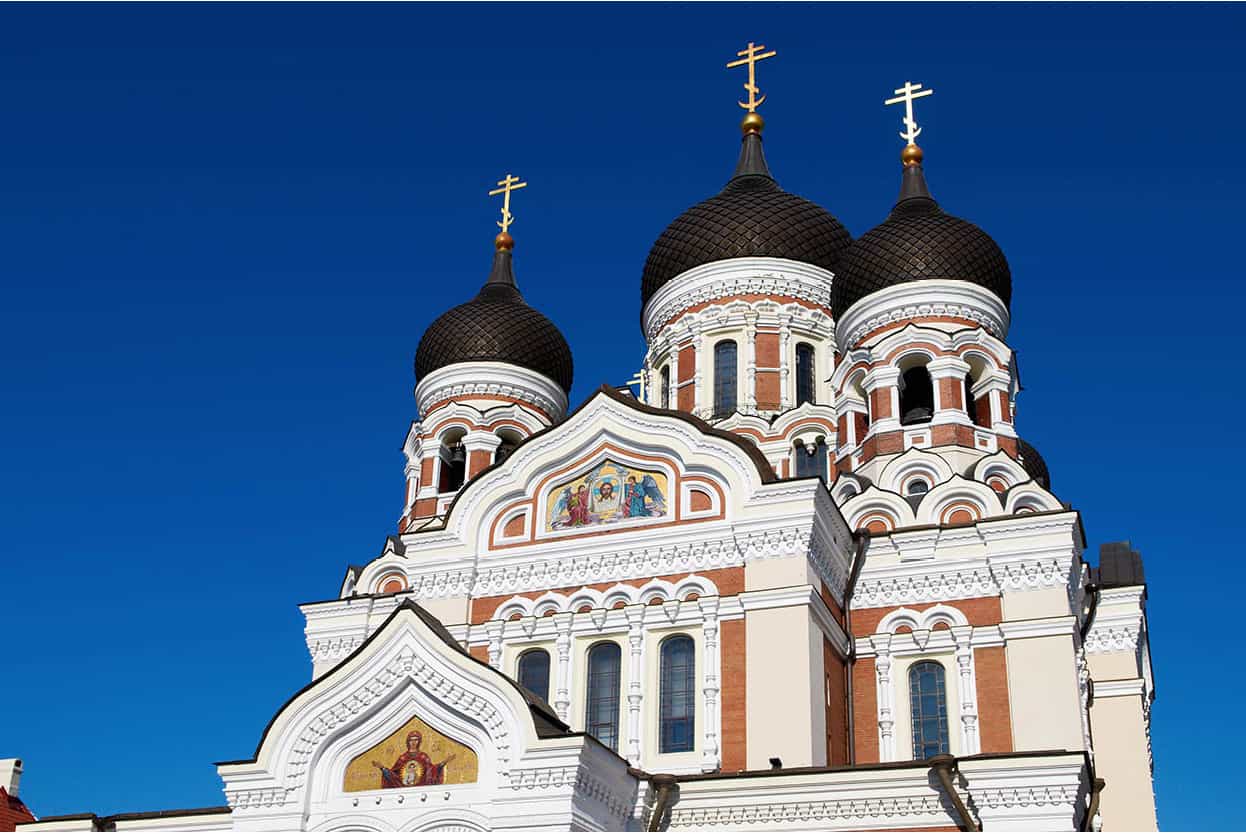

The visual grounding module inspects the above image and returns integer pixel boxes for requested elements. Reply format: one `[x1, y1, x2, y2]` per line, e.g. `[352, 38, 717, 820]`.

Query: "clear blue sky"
[1, 3, 1240, 828]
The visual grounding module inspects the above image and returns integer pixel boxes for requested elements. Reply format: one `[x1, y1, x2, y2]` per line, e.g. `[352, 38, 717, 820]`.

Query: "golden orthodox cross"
[488, 173, 528, 235]
[726, 41, 777, 112]
[884, 81, 934, 145]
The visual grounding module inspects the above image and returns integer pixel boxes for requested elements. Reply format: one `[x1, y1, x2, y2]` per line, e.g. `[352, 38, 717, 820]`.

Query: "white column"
[625, 604, 646, 765]
[553, 612, 573, 722]
[698, 597, 721, 772]
[744, 311, 758, 415]
[778, 320, 792, 411]
[691, 326, 706, 418]
[871, 634, 896, 761]
[952, 625, 981, 755]
[485, 620, 504, 670]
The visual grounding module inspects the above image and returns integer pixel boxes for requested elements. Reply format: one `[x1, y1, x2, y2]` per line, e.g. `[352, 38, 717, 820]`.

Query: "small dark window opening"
[907, 479, 930, 497]
[899, 366, 934, 426]
[659, 635, 696, 753]
[494, 437, 520, 465]
[439, 442, 466, 491]
[964, 374, 978, 424]
[586, 642, 622, 751]
[517, 649, 551, 704]
[794, 437, 829, 483]
[661, 366, 671, 409]
[909, 661, 950, 760]
[795, 343, 816, 406]
[713, 341, 738, 418]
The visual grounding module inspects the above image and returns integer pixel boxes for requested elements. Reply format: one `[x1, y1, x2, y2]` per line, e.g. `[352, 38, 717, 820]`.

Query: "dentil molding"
[835, 279, 1010, 352]
[415, 361, 568, 421]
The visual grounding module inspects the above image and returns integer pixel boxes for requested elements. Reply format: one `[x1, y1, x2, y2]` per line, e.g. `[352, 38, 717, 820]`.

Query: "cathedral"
[17, 47, 1157, 833]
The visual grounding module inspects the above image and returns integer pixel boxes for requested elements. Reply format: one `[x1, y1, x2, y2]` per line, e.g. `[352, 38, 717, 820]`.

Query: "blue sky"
[1, 3, 1242, 828]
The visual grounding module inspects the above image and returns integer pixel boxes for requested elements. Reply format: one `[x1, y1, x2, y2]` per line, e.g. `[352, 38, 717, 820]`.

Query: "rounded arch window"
[795, 342, 817, 406]
[517, 648, 551, 704]
[909, 661, 950, 760]
[898, 360, 934, 426]
[794, 436, 828, 482]
[660, 365, 671, 409]
[713, 340, 738, 418]
[438, 427, 468, 492]
[585, 642, 622, 751]
[494, 428, 523, 465]
[659, 635, 696, 753]
[906, 479, 930, 497]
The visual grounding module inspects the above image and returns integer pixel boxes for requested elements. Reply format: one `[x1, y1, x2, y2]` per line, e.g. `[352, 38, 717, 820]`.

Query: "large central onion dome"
[833, 145, 1011, 319]
[641, 115, 852, 308]
[415, 236, 573, 393]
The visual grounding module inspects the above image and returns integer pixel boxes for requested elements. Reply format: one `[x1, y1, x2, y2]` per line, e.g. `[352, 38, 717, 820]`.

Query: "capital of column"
[462, 430, 504, 451]
[862, 366, 901, 391]
[926, 356, 973, 380]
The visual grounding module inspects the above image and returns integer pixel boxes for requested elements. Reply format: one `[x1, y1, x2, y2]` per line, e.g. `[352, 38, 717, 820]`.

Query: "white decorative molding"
[642, 257, 834, 343]
[415, 361, 568, 421]
[834, 279, 1010, 352]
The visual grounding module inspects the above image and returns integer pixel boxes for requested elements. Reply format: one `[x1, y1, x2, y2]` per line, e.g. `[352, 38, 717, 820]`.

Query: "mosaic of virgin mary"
[547, 460, 668, 531]
[343, 716, 479, 792]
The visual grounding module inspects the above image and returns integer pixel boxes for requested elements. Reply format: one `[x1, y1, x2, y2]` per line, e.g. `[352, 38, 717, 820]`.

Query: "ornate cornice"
[642, 257, 834, 343]
[415, 361, 567, 421]
[835, 279, 1010, 352]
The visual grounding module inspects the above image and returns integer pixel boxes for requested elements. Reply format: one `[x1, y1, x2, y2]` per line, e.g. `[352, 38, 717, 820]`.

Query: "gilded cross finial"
[884, 80, 934, 146]
[488, 173, 528, 237]
[727, 41, 777, 113]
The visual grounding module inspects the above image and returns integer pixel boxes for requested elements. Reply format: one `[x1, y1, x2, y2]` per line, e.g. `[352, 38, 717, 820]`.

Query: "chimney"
[0, 758, 21, 797]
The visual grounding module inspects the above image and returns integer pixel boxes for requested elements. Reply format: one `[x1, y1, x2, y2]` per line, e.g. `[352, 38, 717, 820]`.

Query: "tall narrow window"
[899, 366, 934, 425]
[909, 661, 950, 760]
[713, 341, 738, 418]
[795, 343, 816, 406]
[659, 635, 696, 753]
[494, 429, 522, 465]
[586, 642, 622, 751]
[794, 438, 829, 482]
[964, 374, 979, 425]
[660, 366, 671, 409]
[439, 439, 466, 492]
[517, 649, 551, 704]
[812, 437, 828, 482]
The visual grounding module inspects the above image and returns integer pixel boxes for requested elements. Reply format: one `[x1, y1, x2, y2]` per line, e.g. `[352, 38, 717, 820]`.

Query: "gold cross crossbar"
[727, 41, 777, 112]
[488, 173, 528, 235]
[884, 81, 934, 145]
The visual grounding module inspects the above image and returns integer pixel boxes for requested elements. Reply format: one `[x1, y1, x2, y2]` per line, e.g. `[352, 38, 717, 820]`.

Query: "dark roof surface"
[640, 132, 851, 310]
[1015, 437, 1050, 489]
[833, 162, 1011, 318]
[415, 248, 573, 393]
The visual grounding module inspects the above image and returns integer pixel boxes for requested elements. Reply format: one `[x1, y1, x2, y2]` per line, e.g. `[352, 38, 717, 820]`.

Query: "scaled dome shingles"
[415, 280, 574, 394]
[832, 183, 1012, 319]
[1016, 437, 1051, 489]
[641, 174, 852, 308]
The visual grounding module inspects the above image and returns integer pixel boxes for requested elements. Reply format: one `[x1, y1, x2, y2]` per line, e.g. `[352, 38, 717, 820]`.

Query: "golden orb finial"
[494, 231, 514, 251]
[901, 144, 924, 167]
[741, 111, 765, 135]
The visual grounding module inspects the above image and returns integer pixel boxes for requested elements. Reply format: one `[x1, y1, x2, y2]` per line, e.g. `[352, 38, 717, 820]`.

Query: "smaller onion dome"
[833, 145, 1011, 319]
[415, 236, 573, 393]
[641, 114, 852, 309]
[1015, 437, 1050, 489]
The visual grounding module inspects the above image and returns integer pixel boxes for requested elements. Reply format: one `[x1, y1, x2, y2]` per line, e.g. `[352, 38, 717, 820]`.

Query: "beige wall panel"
[1090, 695, 1158, 831]
[746, 606, 818, 769]
[418, 595, 470, 628]
[1086, 652, 1140, 681]
[744, 555, 816, 592]
[1000, 587, 1070, 620]
[1005, 635, 1083, 752]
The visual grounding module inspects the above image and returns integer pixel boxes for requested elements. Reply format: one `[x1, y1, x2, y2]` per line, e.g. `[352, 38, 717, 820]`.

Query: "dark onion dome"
[415, 236, 573, 393]
[1015, 437, 1050, 489]
[832, 145, 1011, 319]
[640, 115, 852, 309]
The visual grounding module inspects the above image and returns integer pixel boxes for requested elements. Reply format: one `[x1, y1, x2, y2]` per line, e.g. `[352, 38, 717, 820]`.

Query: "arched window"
[964, 373, 978, 425]
[659, 635, 696, 753]
[899, 366, 934, 426]
[494, 429, 522, 465]
[909, 661, 950, 760]
[660, 365, 671, 409]
[713, 340, 738, 418]
[906, 479, 930, 497]
[517, 649, 551, 703]
[586, 642, 622, 751]
[438, 430, 467, 492]
[795, 343, 816, 406]
[794, 437, 828, 482]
